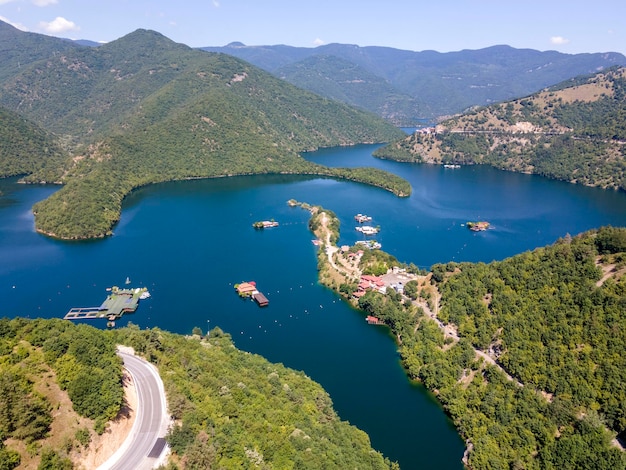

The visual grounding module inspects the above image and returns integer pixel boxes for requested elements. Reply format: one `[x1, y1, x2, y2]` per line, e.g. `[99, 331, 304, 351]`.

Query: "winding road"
[98, 349, 170, 470]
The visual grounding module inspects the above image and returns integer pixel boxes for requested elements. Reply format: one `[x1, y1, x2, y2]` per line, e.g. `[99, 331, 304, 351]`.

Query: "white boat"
[125, 277, 131, 285]
[356, 225, 379, 235]
[354, 213, 372, 223]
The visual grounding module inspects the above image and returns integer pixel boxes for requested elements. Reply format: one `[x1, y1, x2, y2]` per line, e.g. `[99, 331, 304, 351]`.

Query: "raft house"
[235, 281, 269, 307]
[63, 286, 150, 322]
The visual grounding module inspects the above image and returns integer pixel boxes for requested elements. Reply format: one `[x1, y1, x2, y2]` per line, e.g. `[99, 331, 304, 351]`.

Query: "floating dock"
[252, 292, 269, 307]
[235, 281, 269, 307]
[64, 287, 149, 321]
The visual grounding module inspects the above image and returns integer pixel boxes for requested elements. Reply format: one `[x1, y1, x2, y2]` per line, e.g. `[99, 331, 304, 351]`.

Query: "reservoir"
[3, 144, 626, 468]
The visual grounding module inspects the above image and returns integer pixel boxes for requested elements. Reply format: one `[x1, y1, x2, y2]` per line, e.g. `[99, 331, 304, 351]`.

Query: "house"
[236, 282, 257, 297]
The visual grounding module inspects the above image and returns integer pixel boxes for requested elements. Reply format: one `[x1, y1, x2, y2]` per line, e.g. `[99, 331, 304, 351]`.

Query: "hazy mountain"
[375, 66, 626, 190]
[201, 43, 626, 123]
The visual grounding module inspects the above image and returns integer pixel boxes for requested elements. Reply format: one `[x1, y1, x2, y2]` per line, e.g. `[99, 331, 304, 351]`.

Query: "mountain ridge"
[201, 42, 626, 123]
[0, 22, 408, 239]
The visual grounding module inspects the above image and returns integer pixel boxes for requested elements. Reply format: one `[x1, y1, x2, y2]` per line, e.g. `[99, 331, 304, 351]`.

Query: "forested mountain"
[0, 105, 67, 182]
[375, 66, 626, 190]
[329, 219, 626, 468]
[201, 42, 626, 123]
[0, 318, 394, 469]
[0, 20, 82, 83]
[0, 21, 408, 239]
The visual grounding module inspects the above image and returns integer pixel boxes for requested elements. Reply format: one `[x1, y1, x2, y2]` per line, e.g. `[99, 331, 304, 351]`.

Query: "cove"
[4, 145, 626, 468]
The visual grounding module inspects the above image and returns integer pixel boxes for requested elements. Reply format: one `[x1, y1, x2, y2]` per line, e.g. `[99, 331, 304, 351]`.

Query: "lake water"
[3, 144, 626, 469]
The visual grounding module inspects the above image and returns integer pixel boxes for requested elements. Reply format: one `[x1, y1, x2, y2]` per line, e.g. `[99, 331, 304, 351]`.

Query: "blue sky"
[1, 0, 625, 55]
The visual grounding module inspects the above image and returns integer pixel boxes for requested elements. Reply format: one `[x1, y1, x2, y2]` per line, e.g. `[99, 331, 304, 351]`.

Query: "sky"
[0, 0, 625, 55]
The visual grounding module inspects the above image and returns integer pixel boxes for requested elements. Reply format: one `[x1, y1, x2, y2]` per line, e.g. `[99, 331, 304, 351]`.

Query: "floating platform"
[64, 287, 149, 321]
[235, 281, 269, 307]
[252, 292, 269, 307]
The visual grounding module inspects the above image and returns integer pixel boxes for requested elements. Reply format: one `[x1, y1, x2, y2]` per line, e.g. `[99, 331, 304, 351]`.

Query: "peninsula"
[304, 202, 626, 469]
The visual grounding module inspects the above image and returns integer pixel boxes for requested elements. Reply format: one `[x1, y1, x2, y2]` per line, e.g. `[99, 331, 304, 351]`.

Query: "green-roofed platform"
[64, 287, 150, 321]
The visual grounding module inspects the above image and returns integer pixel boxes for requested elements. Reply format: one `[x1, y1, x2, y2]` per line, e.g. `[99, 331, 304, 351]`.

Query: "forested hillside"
[0, 22, 408, 239]
[0, 106, 67, 182]
[202, 42, 626, 123]
[0, 318, 395, 469]
[318, 217, 626, 468]
[375, 66, 626, 190]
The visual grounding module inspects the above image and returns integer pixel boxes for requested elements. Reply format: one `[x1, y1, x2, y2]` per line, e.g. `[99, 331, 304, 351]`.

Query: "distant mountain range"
[201, 43, 626, 124]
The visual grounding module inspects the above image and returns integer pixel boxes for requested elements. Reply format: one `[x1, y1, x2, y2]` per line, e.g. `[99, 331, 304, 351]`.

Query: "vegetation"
[375, 67, 626, 191]
[0, 317, 123, 468]
[0, 317, 395, 469]
[0, 25, 408, 239]
[306, 203, 626, 469]
[204, 42, 626, 123]
[0, 106, 67, 181]
[110, 324, 396, 469]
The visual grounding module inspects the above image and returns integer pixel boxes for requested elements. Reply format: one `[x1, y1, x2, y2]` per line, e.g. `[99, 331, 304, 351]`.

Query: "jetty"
[64, 287, 150, 321]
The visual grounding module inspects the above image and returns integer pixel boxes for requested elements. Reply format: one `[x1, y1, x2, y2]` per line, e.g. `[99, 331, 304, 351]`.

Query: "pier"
[64, 287, 149, 321]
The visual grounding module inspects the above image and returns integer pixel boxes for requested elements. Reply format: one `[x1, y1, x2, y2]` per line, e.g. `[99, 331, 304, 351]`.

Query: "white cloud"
[33, 0, 58, 6]
[0, 0, 18, 4]
[550, 36, 570, 46]
[212, 0, 220, 6]
[39, 16, 79, 34]
[313, 37, 325, 46]
[0, 15, 28, 30]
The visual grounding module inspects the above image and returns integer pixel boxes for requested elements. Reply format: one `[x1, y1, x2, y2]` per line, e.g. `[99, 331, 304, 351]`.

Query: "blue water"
[3, 145, 626, 469]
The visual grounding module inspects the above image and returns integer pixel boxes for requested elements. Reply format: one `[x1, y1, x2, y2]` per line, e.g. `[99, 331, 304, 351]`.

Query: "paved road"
[98, 350, 170, 470]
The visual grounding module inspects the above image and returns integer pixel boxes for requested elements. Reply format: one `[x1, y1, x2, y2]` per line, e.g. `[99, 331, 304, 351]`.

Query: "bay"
[3, 144, 626, 469]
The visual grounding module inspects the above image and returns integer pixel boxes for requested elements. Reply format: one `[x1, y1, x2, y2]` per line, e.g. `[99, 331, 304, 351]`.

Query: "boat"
[139, 290, 151, 300]
[443, 164, 461, 169]
[354, 213, 372, 223]
[355, 225, 379, 235]
[125, 276, 131, 285]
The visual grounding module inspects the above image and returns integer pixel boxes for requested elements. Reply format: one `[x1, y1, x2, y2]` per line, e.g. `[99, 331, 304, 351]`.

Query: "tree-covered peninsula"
[306, 205, 626, 469]
[374, 66, 626, 191]
[0, 22, 408, 239]
[0, 317, 396, 469]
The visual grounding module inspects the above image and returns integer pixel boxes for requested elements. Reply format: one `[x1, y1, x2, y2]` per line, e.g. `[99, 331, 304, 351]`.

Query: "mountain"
[201, 43, 626, 123]
[0, 20, 82, 83]
[374, 66, 626, 190]
[0, 22, 407, 239]
[0, 105, 67, 182]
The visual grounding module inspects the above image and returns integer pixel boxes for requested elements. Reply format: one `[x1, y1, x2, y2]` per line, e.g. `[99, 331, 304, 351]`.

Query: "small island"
[466, 221, 490, 232]
[253, 220, 279, 229]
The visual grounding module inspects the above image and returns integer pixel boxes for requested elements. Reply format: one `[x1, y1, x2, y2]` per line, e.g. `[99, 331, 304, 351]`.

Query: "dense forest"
[0, 22, 408, 239]
[308, 205, 626, 469]
[375, 67, 626, 191]
[0, 317, 395, 469]
[0, 106, 67, 182]
[203, 43, 626, 124]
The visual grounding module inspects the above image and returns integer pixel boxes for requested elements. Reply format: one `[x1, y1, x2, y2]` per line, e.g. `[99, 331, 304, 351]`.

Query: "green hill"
[0, 24, 408, 239]
[276, 54, 424, 122]
[0, 318, 395, 469]
[375, 66, 626, 190]
[312, 207, 626, 469]
[0, 105, 67, 182]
